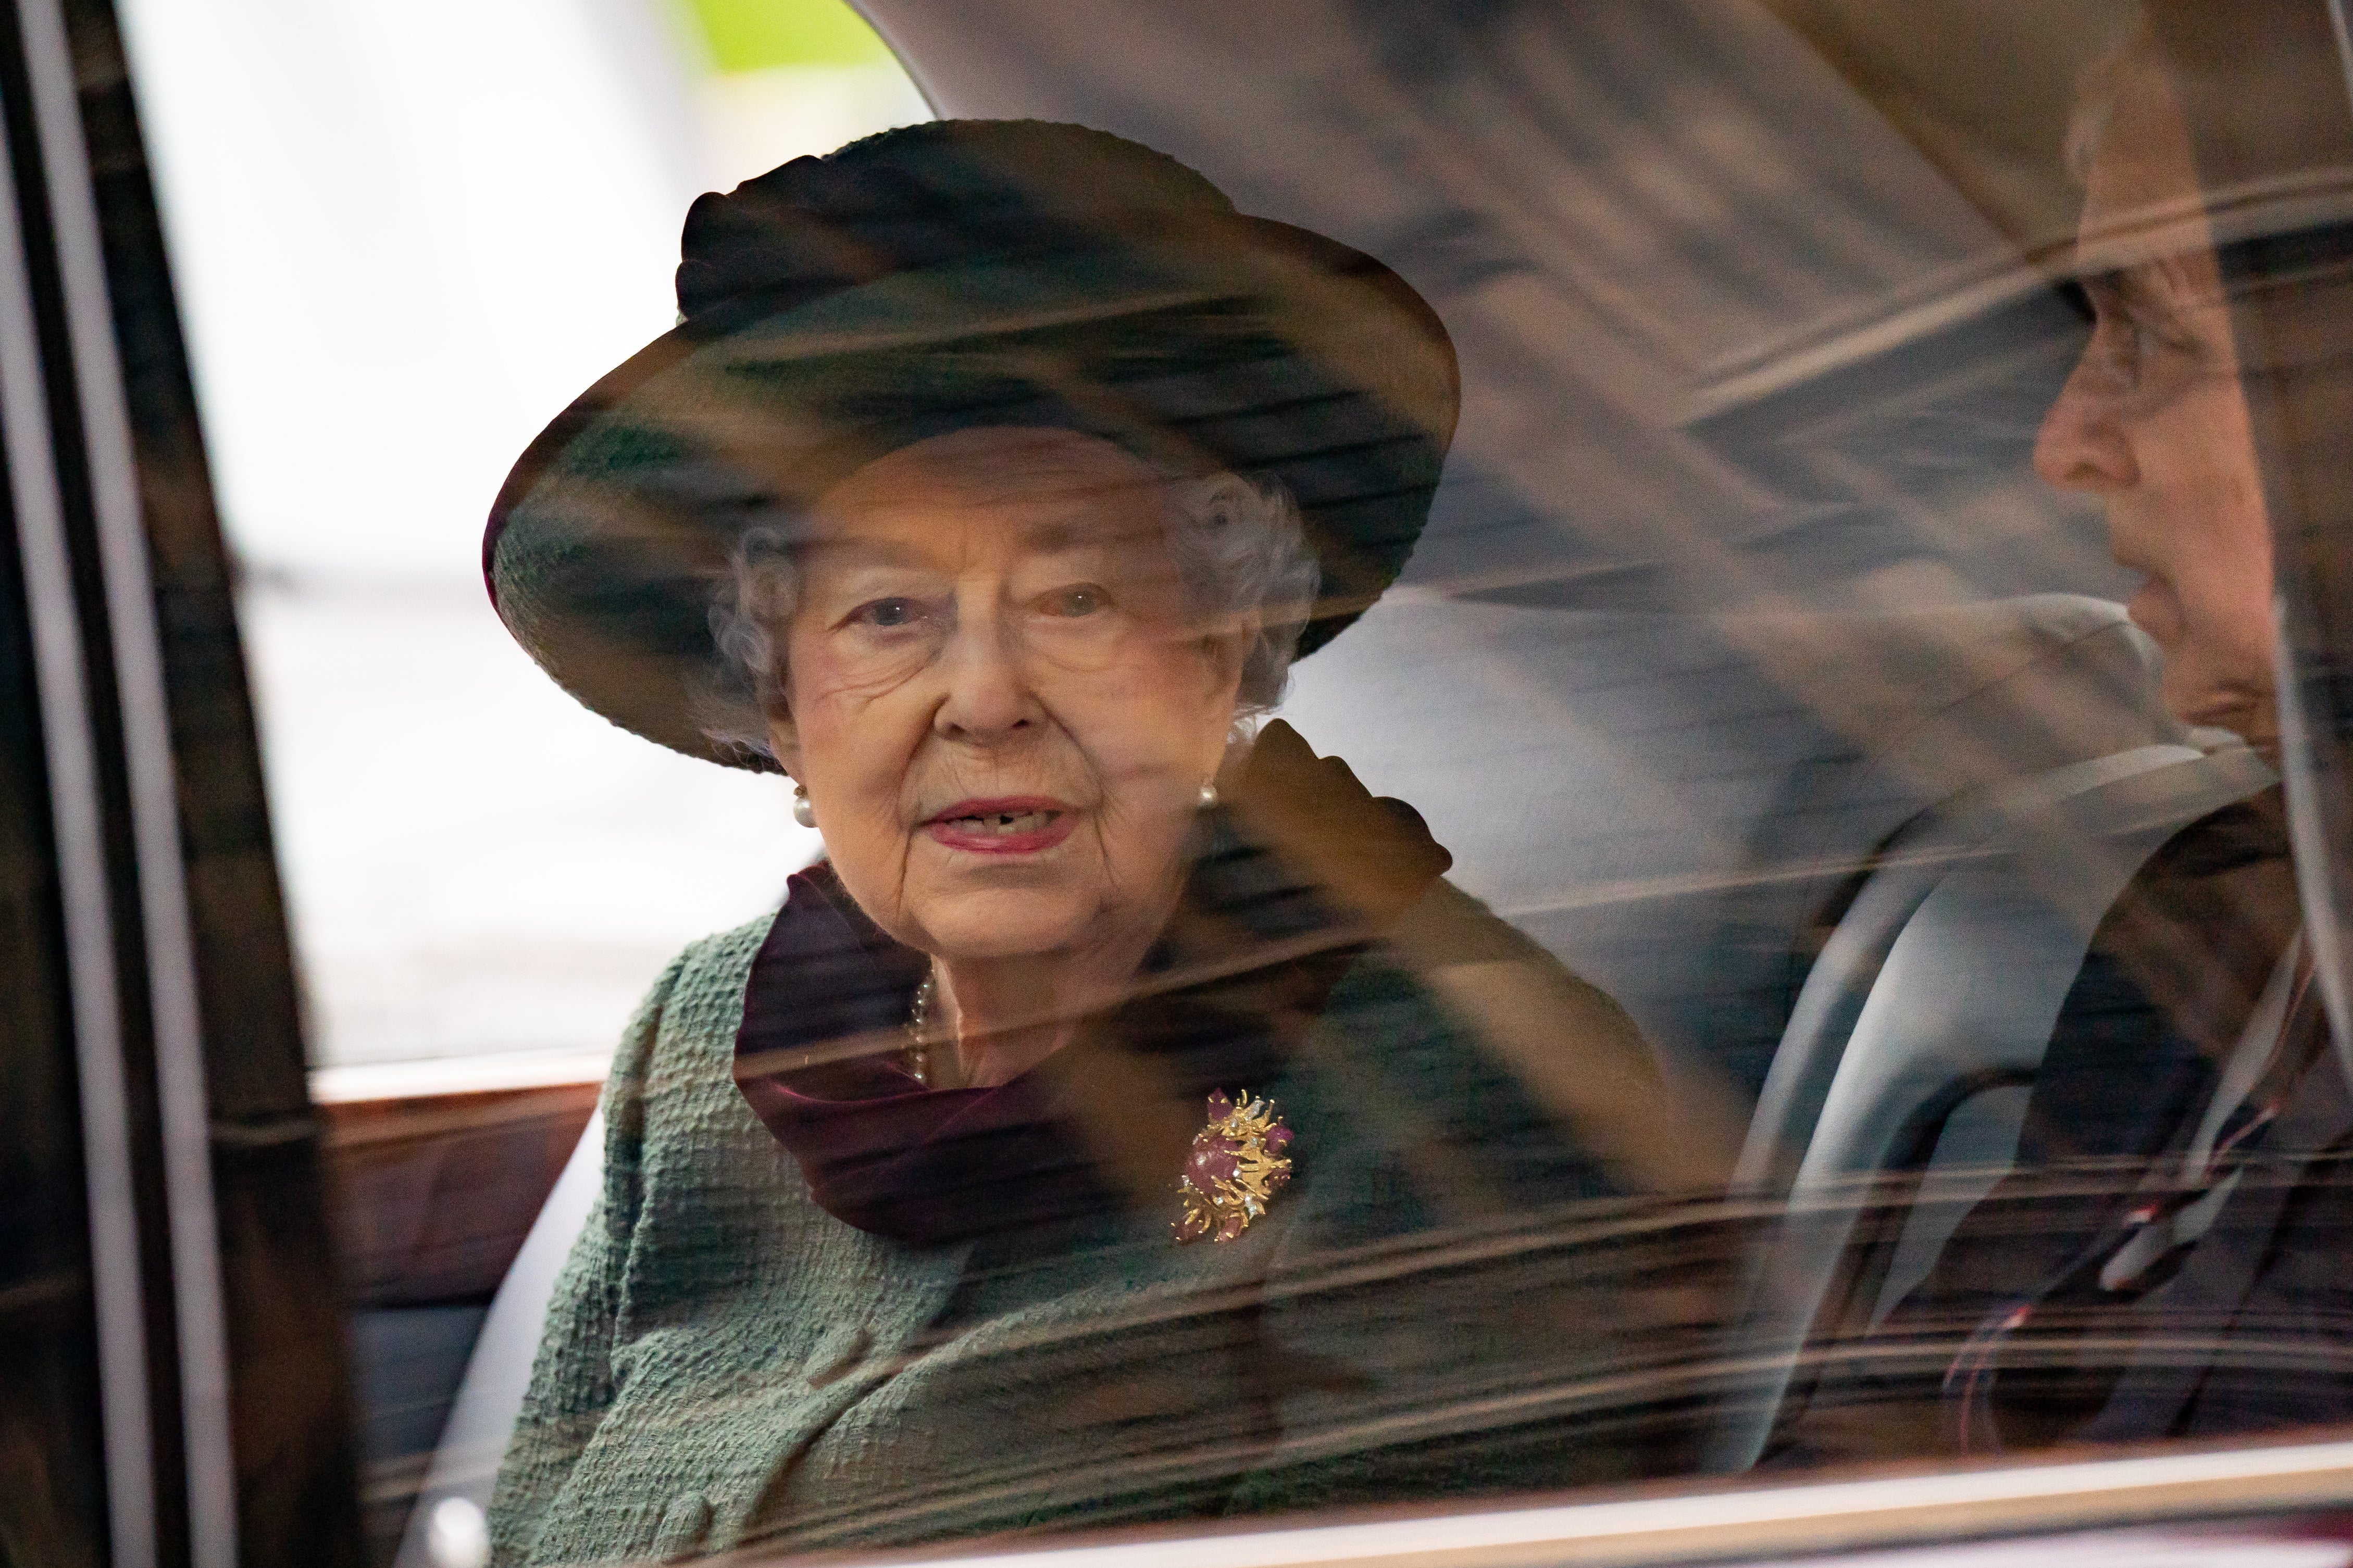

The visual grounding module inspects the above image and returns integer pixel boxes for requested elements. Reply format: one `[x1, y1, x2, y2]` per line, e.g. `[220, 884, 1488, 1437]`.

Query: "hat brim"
[485, 214, 1458, 770]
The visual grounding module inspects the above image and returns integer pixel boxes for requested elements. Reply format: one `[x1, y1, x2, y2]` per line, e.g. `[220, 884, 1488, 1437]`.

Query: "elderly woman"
[482, 121, 1700, 1563]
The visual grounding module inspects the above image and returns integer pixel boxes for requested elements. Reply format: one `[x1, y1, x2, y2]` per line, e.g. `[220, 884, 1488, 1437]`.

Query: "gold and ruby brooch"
[1174, 1091, 1294, 1243]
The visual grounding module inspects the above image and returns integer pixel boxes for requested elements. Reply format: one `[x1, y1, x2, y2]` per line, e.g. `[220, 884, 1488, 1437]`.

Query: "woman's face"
[2034, 71, 2278, 750]
[768, 428, 1247, 966]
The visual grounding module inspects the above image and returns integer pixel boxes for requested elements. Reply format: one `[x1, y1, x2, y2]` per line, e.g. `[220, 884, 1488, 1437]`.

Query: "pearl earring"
[1197, 781, 1219, 809]
[792, 783, 817, 829]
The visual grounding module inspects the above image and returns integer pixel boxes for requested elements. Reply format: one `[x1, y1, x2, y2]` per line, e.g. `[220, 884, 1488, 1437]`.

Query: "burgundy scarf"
[733, 824, 1370, 1245]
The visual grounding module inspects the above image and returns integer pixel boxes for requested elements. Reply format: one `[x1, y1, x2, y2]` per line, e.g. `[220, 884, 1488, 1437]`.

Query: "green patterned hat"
[484, 120, 1458, 769]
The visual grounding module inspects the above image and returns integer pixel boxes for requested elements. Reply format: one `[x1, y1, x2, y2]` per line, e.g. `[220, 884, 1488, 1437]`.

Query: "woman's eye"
[1041, 586, 1106, 618]
[849, 597, 923, 629]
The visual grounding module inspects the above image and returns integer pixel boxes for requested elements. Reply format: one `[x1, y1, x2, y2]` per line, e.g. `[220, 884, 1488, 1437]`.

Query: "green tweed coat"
[486, 907, 1695, 1565]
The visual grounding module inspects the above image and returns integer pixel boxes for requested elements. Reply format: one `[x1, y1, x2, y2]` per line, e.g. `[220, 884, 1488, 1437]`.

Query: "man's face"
[2034, 72, 2278, 751]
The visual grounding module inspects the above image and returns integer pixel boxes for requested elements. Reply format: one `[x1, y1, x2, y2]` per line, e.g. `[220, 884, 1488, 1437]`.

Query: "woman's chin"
[909, 890, 1112, 964]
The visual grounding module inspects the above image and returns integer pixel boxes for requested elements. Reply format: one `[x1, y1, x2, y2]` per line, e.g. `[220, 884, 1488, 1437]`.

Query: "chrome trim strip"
[13, 2, 236, 1563]
[0, 66, 154, 1568]
[820, 1439, 2353, 1568]
[2310, 2, 2353, 1083]
[2330, 0, 2353, 133]
[2275, 615, 2353, 1084]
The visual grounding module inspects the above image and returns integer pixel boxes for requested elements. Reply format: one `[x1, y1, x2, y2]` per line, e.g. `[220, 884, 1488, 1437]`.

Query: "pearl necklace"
[905, 973, 937, 1088]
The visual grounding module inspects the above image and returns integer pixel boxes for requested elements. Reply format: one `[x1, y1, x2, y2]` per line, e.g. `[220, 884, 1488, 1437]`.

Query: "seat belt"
[1942, 932, 2320, 1451]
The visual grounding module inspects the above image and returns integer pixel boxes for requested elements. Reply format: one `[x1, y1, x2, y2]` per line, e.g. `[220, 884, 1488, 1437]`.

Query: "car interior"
[308, 0, 2274, 1538]
[334, 0, 2313, 1553]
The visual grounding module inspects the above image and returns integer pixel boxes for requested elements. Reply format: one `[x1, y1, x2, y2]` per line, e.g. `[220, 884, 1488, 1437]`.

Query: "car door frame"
[0, 0, 362, 1564]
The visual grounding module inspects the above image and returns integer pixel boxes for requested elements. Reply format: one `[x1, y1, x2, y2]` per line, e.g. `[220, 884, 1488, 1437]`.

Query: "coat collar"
[733, 817, 1363, 1245]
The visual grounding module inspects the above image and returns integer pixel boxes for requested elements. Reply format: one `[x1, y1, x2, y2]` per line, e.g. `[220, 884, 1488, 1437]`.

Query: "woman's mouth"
[922, 797, 1077, 855]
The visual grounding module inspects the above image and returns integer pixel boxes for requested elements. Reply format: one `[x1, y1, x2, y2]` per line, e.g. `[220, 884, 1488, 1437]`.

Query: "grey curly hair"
[703, 470, 1319, 762]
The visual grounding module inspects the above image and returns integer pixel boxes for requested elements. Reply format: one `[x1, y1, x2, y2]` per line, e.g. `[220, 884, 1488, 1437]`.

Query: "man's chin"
[2173, 685, 2280, 756]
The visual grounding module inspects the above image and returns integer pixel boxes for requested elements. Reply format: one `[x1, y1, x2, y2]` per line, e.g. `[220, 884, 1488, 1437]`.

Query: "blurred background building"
[114, 0, 926, 1087]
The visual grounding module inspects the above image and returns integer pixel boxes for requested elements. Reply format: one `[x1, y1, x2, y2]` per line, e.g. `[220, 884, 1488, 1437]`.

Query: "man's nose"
[2033, 357, 2139, 495]
[932, 604, 1040, 741]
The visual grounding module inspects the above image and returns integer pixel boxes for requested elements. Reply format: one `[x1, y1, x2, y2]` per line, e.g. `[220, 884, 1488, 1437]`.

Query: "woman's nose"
[2033, 357, 2139, 495]
[931, 609, 1040, 741]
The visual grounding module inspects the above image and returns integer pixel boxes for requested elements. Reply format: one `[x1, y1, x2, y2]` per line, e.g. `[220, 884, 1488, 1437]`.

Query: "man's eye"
[850, 597, 923, 629]
[1042, 586, 1106, 618]
[2088, 310, 2153, 386]
[2109, 320, 2148, 381]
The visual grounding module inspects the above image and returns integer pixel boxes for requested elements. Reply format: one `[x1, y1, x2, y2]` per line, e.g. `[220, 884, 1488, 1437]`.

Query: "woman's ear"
[765, 708, 804, 780]
[1200, 627, 1250, 706]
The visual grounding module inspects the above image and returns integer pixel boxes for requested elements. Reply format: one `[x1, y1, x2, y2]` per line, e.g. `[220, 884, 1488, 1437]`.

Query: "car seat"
[1705, 739, 2276, 1473]
[391, 1112, 603, 1568]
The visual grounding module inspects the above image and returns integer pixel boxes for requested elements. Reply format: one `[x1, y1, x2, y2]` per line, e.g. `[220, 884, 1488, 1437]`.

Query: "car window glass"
[111, 2, 923, 1556]
[113, 0, 923, 1081]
